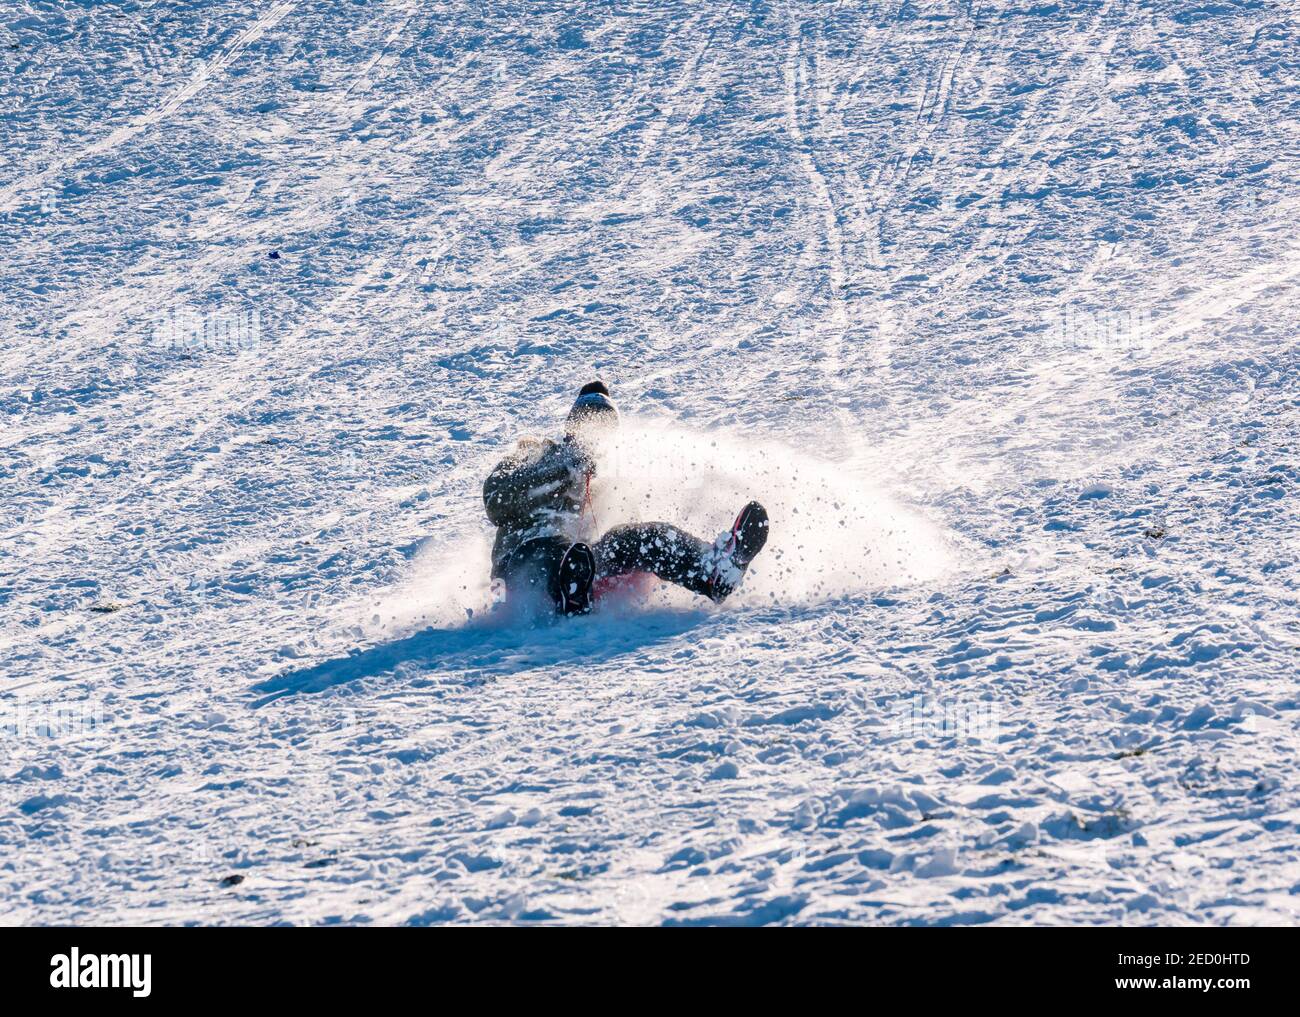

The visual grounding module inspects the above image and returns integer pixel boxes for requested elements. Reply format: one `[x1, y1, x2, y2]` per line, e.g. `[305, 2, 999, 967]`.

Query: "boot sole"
[731, 501, 769, 568]
[709, 502, 769, 602]
[556, 542, 596, 616]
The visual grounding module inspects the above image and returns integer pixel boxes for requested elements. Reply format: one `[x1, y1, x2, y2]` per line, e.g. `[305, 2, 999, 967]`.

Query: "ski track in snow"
[1, 0, 1298, 926]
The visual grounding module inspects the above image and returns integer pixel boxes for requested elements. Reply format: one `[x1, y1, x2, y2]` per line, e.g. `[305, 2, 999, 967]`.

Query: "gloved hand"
[561, 435, 597, 479]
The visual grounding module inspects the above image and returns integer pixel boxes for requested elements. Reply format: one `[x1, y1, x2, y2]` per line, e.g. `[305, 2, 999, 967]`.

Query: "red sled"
[592, 570, 657, 604]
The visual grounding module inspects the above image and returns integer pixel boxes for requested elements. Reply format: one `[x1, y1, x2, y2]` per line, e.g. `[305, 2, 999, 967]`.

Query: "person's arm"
[482, 440, 579, 526]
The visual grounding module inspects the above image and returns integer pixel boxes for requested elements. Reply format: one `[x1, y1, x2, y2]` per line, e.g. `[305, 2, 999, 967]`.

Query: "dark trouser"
[499, 538, 571, 603]
[593, 522, 714, 598]
[501, 523, 713, 604]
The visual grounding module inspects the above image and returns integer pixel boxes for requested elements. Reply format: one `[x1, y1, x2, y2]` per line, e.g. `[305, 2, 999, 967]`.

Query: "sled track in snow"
[0, 1, 300, 215]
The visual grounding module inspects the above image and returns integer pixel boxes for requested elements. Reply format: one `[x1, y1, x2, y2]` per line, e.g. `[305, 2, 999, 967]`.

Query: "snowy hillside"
[2, 0, 1298, 925]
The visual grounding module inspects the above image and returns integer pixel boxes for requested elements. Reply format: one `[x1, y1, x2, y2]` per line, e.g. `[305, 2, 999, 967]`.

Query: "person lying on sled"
[483, 381, 769, 615]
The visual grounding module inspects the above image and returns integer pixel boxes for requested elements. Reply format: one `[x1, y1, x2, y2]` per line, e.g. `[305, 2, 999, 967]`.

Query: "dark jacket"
[483, 436, 588, 577]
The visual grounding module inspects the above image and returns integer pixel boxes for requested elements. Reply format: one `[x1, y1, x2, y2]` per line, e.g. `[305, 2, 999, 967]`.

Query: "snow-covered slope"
[2, 0, 1298, 925]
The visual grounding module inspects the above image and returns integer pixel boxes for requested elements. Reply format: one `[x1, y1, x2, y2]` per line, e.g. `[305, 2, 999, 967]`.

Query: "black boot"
[707, 501, 769, 603]
[553, 541, 597, 616]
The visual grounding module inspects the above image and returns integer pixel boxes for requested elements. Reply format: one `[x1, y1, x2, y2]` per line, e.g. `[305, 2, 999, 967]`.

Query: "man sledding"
[483, 381, 769, 615]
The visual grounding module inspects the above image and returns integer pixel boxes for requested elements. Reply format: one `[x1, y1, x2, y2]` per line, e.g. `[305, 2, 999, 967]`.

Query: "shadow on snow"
[249, 606, 713, 708]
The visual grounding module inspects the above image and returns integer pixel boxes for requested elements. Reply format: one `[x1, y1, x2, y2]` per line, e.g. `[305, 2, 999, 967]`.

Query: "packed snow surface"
[1, 0, 1298, 925]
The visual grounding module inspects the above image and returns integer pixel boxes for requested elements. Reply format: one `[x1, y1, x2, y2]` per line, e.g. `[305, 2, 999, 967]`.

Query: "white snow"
[1, 0, 1298, 926]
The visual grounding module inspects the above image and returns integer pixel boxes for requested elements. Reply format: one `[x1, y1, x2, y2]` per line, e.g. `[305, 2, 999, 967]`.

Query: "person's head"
[565, 380, 619, 442]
